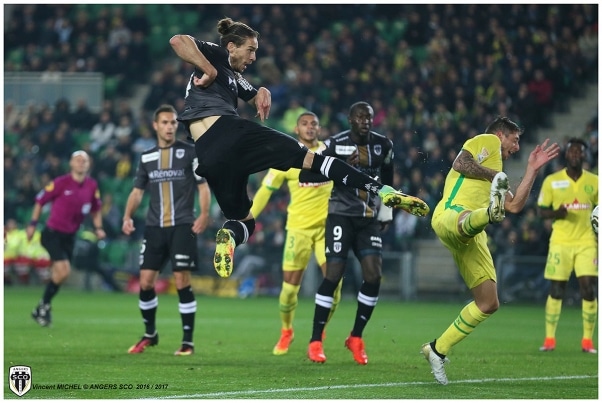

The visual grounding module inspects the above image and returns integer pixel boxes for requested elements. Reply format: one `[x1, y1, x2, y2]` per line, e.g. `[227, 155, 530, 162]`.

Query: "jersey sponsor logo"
[236, 73, 254, 91]
[374, 144, 382, 155]
[336, 145, 357, 156]
[298, 181, 331, 188]
[176, 149, 185, 159]
[148, 169, 186, 180]
[551, 180, 570, 189]
[142, 151, 160, 163]
[64, 190, 73, 196]
[477, 147, 489, 163]
[371, 235, 382, 248]
[563, 198, 592, 211]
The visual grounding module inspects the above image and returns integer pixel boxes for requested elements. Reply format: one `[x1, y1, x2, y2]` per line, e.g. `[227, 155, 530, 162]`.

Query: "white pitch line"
[153, 374, 598, 399]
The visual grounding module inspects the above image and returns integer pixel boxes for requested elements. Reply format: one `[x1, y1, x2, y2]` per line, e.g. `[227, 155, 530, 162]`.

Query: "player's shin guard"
[435, 301, 489, 355]
[582, 298, 597, 341]
[177, 286, 196, 344]
[311, 279, 338, 341]
[460, 208, 489, 237]
[139, 289, 158, 335]
[351, 281, 380, 337]
[327, 279, 343, 325]
[279, 282, 300, 330]
[545, 295, 562, 339]
[310, 154, 382, 195]
[42, 280, 61, 304]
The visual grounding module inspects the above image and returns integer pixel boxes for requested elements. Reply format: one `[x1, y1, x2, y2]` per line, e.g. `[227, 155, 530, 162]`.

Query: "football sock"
[326, 279, 343, 325]
[178, 286, 196, 344]
[222, 220, 254, 246]
[311, 278, 338, 341]
[582, 298, 597, 340]
[42, 281, 60, 304]
[350, 281, 380, 337]
[435, 301, 490, 356]
[279, 282, 300, 330]
[139, 288, 158, 335]
[544, 295, 562, 339]
[310, 154, 382, 195]
[460, 208, 489, 237]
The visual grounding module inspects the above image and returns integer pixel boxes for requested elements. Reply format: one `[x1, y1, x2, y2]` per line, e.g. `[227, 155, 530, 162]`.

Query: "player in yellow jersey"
[537, 138, 598, 354]
[251, 111, 341, 355]
[421, 117, 560, 385]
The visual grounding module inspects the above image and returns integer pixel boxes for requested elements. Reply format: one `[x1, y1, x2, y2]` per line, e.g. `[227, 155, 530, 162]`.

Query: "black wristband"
[29, 220, 38, 227]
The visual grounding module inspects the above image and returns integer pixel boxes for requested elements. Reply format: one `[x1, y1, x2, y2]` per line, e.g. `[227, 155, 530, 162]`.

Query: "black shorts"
[325, 214, 382, 261]
[139, 225, 198, 272]
[191, 115, 308, 220]
[41, 227, 76, 262]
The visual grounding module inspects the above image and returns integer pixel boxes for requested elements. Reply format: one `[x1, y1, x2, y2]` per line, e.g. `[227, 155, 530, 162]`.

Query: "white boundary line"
[153, 375, 598, 399]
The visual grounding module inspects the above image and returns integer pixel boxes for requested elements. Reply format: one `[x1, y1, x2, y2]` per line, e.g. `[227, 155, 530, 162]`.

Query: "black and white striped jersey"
[133, 140, 206, 227]
[322, 130, 394, 218]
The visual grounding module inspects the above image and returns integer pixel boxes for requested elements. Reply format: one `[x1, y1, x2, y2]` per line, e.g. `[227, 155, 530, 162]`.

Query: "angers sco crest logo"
[9, 366, 31, 396]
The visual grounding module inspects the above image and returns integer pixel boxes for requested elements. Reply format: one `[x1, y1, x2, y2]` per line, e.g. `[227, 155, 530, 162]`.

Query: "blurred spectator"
[90, 111, 116, 152]
[70, 99, 98, 131]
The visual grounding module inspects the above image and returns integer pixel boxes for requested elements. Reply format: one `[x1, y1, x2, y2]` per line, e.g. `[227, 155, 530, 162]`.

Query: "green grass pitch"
[4, 286, 598, 399]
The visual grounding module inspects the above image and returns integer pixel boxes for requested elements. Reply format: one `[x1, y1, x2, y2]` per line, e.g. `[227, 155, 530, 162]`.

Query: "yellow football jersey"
[251, 143, 333, 230]
[538, 168, 598, 245]
[434, 134, 503, 216]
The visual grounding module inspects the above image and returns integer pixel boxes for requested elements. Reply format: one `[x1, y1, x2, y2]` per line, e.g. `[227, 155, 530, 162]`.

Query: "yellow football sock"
[279, 282, 300, 330]
[582, 299, 597, 340]
[460, 208, 490, 237]
[544, 296, 562, 339]
[327, 279, 343, 325]
[435, 301, 490, 355]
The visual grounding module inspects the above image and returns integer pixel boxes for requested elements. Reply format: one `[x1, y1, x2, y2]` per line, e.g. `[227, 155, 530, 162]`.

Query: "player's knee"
[549, 281, 566, 300]
[579, 280, 597, 301]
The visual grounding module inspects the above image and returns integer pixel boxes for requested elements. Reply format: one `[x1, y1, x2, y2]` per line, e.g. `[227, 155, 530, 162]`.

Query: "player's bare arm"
[26, 203, 43, 241]
[452, 150, 498, 182]
[91, 210, 106, 240]
[192, 182, 211, 234]
[122, 188, 144, 235]
[539, 205, 568, 219]
[170, 34, 217, 87]
[505, 139, 559, 213]
[249, 87, 271, 121]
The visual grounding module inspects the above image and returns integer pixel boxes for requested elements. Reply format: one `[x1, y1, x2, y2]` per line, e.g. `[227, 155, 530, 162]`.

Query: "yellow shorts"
[544, 242, 598, 280]
[282, 226, 326, 271]
[432, 208, 496, 289]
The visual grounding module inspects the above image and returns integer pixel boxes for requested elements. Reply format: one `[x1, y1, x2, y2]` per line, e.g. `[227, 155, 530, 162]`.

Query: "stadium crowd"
[4, 4, 598, 291]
